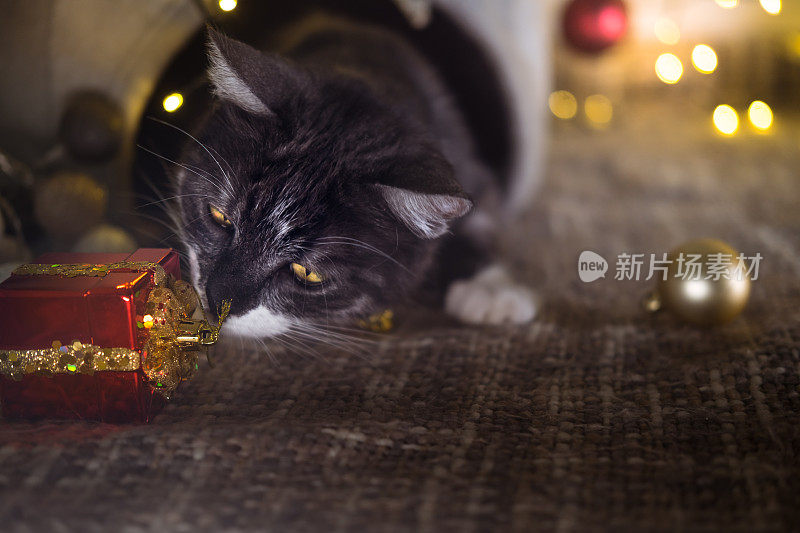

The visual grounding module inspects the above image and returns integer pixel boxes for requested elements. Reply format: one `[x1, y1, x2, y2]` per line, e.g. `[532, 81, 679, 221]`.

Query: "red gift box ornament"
[0, 249, 230, 422]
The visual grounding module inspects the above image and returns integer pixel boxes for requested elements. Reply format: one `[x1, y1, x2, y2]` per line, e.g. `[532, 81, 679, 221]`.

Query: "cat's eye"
[208, 204, 232, 228]
[290, 262, 324, 284]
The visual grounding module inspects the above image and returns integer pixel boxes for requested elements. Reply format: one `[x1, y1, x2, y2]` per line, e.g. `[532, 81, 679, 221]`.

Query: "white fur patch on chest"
[223, 306, 291, 338]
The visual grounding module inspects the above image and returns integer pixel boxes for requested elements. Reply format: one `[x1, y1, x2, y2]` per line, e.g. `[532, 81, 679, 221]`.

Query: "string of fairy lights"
[160, 0, 782, 137]
[550, 0, 782, 135]
[160, 0, 238, 113]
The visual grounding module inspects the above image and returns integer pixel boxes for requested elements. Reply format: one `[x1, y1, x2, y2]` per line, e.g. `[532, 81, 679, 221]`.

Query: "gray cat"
[174, 19, 535, 339]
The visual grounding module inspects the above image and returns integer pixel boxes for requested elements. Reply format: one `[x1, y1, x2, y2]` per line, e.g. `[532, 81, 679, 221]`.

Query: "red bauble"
[563, 0, 628, 54]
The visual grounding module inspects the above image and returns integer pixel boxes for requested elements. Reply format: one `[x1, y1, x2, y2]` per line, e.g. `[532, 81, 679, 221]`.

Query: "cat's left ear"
[373, 150, 472, 239]
[206, 26, 303, 116]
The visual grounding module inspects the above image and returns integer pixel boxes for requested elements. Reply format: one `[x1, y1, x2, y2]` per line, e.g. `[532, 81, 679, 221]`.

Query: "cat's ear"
[206, 26, 301, 116]
[373, 150, 472, 239]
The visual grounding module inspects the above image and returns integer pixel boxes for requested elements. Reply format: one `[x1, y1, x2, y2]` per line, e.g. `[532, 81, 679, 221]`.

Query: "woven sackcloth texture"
[1, 115, 799, 532]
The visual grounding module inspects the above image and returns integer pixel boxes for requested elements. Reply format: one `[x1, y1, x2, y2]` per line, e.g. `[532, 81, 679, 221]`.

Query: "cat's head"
[175, 28, 471, 338]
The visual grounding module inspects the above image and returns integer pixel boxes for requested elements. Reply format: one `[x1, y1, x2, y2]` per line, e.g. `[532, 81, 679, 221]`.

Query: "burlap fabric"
[1, 118, 798, 532]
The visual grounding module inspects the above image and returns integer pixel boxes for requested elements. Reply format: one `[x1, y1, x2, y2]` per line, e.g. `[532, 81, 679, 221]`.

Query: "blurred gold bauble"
[0, 236, 30, 263]
[645, 239, 751, 326]
[72, 224, 137, 253]
[34, 172, 107, 241]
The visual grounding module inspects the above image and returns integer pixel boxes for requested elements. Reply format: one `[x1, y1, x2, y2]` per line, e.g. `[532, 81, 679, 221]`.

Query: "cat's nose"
[206, 279, 234, 318]
[206, 264, 261, 316]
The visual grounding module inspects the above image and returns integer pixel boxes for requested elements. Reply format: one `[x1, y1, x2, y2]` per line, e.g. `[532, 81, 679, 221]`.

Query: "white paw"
[445, 265, 538, 325]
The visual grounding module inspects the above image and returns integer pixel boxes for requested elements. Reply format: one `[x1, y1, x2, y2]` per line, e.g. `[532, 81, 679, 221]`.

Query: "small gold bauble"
[72, 224, 137, 253]
[0, 236, 30, 263]
[34, 172, 107, 241]
[646, 238, 751, 326]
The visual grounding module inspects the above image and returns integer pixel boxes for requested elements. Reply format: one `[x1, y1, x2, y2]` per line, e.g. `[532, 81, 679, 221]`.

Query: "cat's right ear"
[372, 149, 472, 239]
[206, 26, 302, 116]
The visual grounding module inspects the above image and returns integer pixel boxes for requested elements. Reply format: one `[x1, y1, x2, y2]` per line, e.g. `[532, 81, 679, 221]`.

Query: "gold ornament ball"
[648, 238, 751, 326]
[0, 236, 31, 263]
[35, 172, 107, 241]
[72, 224, 137, 253]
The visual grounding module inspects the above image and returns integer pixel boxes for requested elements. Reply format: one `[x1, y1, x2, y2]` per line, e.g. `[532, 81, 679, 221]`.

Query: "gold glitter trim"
[13, 260, 168, 286]
[359, 309, 394, 332]
[139, 281, 199, 395]
[0, 341, 140, 380]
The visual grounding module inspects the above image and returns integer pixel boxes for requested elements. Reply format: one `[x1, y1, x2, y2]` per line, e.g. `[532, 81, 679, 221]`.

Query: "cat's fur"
[175, 19, 535, 337]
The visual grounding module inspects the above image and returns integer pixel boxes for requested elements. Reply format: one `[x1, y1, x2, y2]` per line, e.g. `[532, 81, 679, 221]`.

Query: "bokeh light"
[219, 0, 237, 12]
[162, 93, 183, 113]
[713, 105, 739, 136]
[585, 95, 613, 128]
[654, 18, 680, 45]
[596, 4, 628, 42]
[759, 0, 781, 15]
[748, 101, 773, 131]
[787, 32, 800, 60]
[655, 53, 683, 84]
[691, 45, 718, 74]
[714, 0, 738, 8]
[549, 90, 578, 120]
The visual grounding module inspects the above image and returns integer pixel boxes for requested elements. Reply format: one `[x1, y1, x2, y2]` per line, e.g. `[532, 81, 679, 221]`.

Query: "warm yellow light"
[691, 45, 718, 74]
[787, 32, 800, 60]
[162, 93, 183, 112]
[713, 105, 739, 136]
[584, 94, 613, 128]
[219, 0, 237, 12]
[655, 53, 683, 84]
[714, 0, 738, 8]
[759, 0, 781, 15]
[548, 90, 578, 120]
[748, 101, 773, 131]
[654, 18, 680, 45]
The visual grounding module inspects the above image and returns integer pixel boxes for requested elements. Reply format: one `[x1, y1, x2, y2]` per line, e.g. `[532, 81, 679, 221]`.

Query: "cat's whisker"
[282, 334, 351, 362]
[122, 209, 183, 238]
[136, 168, 176, 203]
[301, 323, 379, 344]
[129, 176, 184, 218]
[137, 194, 208, 209]
[122, 224, 187, 257]
[251, 337, 279, 365]
[285, 324, 375, 361]
[145, 117, 237, 199]
[136, 144, 229, 200]
[308, 322, 387, 339]
[205, 143, 236, 180]
[276, 329, 328, 361]
[180, 161, 219, 182]
[132, 199, 199, 242]
[128, 172, 188, 239]
[316, 236, 411, 274]
[156, 216, 207, 245]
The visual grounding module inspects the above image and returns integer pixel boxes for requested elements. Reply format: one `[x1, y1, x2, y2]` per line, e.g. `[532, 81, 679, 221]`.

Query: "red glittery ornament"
[0, 249, 182, 422]
[562, 0, 628, 54]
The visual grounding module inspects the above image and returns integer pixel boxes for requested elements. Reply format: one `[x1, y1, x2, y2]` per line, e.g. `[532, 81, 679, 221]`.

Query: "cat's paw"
[445, 265, 537, 325]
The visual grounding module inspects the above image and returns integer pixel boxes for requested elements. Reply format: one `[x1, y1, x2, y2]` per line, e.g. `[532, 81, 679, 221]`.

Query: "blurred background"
[0, 0, 796, 276]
